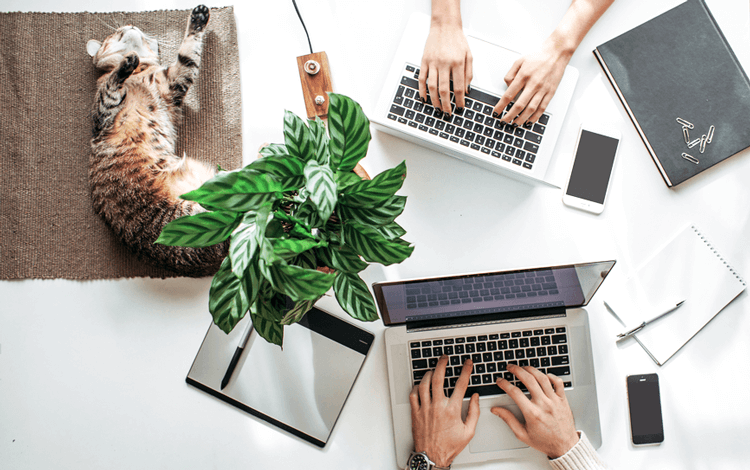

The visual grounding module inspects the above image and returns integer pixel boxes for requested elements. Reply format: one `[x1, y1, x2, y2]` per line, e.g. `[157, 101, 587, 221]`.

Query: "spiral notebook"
[605, 224, 745, 365]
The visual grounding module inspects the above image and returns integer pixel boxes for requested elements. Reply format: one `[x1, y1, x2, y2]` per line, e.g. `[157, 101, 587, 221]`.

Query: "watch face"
[408, 454, 429, 470]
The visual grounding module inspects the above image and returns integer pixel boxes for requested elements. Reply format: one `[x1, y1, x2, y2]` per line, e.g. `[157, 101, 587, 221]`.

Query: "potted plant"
[156, 93, 413, 345]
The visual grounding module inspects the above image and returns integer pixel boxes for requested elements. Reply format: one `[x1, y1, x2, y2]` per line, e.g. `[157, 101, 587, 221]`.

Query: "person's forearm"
[547, 0, 615, 57]
[430, 0, 462, 28]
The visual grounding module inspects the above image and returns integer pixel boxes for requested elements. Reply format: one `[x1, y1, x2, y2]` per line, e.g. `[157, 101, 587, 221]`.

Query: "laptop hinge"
[404, 306, 567, 333]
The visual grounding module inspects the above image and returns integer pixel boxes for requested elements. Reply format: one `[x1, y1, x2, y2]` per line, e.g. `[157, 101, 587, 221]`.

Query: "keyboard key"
[475, 114, 484, 124]
[552, 356, 569, 365]
[533, 123, 545, 134]
[398, 117, 407, 124]
[547, 366, 570, 376]
[387, 113, 397, 121]
[418, 125, 429, 132]
[401, 76, 419, 89]
[538, 114, 549, 125]
[412, 359, 427, 369]
[524, 142, 540, 154]
[429, 358, 438, 368]
[422, 348, 432, 358]
[465, 110, 475, 120]
[413, 102, 424, 112]
[551, 334, 567, 344]
[429, 129, 439, 136]
[414, 369, 427, 381]
[405, 110, 415, 120]
[390, 105, 405, 116]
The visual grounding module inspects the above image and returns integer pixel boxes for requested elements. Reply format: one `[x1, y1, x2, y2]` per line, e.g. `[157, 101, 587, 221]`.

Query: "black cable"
[292, 0, 314, 55]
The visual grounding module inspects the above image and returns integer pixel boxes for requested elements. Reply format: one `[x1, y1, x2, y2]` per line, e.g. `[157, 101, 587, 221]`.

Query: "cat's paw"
[117, 53, 140, 80]
[189, 5, 210, 33]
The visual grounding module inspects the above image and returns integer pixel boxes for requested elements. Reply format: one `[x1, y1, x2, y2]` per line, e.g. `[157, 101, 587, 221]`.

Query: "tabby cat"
[87, 5, 227, 277]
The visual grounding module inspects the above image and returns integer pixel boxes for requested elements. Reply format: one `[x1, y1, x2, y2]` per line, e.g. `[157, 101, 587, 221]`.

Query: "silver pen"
[616, 300, 686, 340]
[220, 319, 254, 390]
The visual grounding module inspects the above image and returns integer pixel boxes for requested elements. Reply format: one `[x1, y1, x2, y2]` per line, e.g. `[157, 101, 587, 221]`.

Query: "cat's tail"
[136, 197, 228, 278]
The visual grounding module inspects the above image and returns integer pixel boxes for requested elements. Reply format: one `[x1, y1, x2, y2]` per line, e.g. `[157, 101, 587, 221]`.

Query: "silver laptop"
[372, 12, 579, 188]
[373, 261, 614, 467]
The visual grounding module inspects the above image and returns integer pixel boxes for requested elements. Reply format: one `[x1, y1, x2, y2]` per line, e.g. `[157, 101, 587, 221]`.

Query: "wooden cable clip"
[297, 51, 332, 119]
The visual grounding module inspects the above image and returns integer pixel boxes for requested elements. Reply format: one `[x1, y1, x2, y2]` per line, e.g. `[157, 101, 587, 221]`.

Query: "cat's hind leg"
[166, 5, 210, 106]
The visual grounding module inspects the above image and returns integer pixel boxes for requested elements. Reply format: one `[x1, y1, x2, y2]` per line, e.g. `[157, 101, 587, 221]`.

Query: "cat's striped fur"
[88, 6, 227, 277]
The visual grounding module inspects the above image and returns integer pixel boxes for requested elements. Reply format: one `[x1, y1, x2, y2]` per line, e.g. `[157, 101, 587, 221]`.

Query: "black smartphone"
[626, 373, 664, 445]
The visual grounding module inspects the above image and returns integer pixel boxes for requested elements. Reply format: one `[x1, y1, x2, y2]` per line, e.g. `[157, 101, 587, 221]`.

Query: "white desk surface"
[2, 1, 750, 468]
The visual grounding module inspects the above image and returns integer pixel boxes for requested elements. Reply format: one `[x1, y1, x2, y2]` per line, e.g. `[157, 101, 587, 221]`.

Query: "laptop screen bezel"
[373, 260, 616, 326]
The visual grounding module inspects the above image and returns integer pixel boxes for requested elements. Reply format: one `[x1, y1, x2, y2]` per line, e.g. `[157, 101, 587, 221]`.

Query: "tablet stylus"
[220, 320, 254, 390]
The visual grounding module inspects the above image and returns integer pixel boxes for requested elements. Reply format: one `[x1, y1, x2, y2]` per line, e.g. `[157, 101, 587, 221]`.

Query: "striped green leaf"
[317, 244, 368, 273]
[328, 93, 371, 172]
[340, 160, 406, 207]
[375, 221, 407, 240]
[181, 169, 289, 212]
[284, 110, 314, 161]
[280, 297, 320, 326]
[229, 220, 260, 277]
[265, 262, 335, 301]
[304, 160, 337, 222]
[308, 117, 330, 164]
[344, 222, 414, 266]
[243, 262, 263, 307]
[209, 257, 249, 334]
[333, 272, 379, 321]
[258, 143, 290, 158]
[335, 170, 362, 192]
[295, 250, 318, 270]
[155, 211, 240, 247]
[247, 155, 305, 189]
[337, 195, 407, 226]
[295, 199, 326, 228]
[249, 307, 283, 346]
[272, 238, 326, 260]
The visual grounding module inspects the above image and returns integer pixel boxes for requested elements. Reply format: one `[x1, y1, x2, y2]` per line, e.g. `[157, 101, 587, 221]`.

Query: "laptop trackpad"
[469, 404, 528, 453]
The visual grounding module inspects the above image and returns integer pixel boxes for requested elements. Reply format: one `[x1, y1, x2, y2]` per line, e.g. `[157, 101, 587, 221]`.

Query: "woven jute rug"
[0, 6, 243, 280]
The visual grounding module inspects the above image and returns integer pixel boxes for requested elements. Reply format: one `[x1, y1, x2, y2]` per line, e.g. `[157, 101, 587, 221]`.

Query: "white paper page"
[606, 225, 745, 364]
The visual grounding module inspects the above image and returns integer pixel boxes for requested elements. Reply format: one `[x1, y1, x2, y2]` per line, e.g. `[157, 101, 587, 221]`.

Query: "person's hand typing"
[410, 356, 480, 467]
[491, 364, 580, 459]
[493, 38, 571, 126]
[419, 16, 473, 114]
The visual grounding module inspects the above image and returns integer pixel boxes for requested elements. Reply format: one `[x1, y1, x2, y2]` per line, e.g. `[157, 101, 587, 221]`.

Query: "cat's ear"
[146, 37, 159, 56]
[87, 40, 102, 57]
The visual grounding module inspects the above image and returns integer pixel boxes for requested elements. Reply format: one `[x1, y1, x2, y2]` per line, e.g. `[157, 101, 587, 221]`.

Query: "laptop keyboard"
[387, 63, 549, 171]
[410, 327, 572, 398]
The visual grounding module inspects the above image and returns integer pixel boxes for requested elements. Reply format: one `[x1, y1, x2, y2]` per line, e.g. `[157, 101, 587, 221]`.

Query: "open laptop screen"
[373, 261, 615, 326]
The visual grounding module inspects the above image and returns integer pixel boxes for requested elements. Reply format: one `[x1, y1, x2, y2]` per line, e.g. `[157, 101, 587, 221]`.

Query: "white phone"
[562, 124, 621, 214]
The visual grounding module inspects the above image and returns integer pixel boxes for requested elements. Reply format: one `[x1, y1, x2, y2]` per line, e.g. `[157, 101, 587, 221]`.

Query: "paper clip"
[676, 117, 694, 129]
[682, 127, 690, 144]
[707, 125, 715, 144]
[699, 135, 707, 153]
[682, 152, 699, 164]
[687, 138, 701, 148]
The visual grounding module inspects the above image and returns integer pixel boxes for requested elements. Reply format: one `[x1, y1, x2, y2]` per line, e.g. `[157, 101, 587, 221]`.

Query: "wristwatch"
[405, 451, 451, 470]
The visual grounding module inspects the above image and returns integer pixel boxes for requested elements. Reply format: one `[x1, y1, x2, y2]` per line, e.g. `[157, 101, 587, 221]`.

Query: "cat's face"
[87, 25, 160, 71]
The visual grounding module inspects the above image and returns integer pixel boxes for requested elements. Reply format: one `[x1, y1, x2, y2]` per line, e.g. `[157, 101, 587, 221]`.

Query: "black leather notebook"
[594, 0, 750, 187]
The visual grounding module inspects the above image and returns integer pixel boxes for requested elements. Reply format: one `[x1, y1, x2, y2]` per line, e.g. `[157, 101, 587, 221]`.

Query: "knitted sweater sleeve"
[548, 431, 607, 470]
